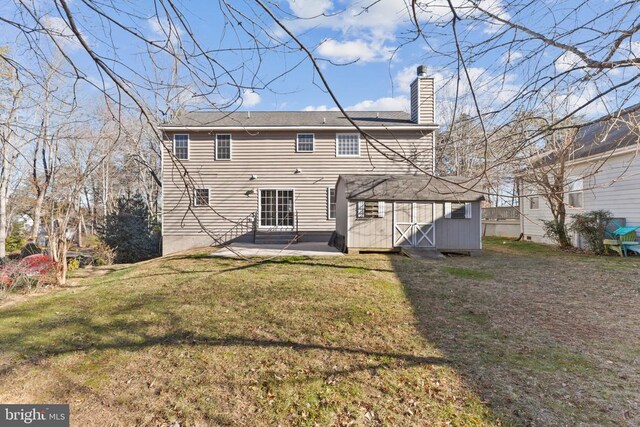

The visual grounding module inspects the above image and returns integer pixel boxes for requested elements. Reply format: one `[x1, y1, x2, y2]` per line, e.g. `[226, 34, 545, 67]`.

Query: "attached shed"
[333, 174, 485, 254]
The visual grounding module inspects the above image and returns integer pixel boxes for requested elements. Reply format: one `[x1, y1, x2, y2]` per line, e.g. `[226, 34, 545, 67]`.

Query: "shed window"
[173, 134, 189, 160]
[356, 201, 384, 218]
[327, 188, 336, 219]
[216, 134, 232, 160]
[336, 134, 360, 157]
[445, 202, 472, 219]
[297, 134, 315, 152]
[529, 196, 540, 210]
[194, 189, 210, 207]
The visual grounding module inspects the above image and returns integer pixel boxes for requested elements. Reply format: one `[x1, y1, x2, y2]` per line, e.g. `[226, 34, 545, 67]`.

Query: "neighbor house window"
[445, 202, 471, 219]
[173, 134, 189, 160]
[216, 134, 232, 160]
[297, 134, 315, 152]
[356, 201, 384, 218]
[567, 177, 583, 208]
[194, 189, 210, 206]
[336, 133, 360, 157]
[327, 188, 336, 219]
[529, 196, 540, 210]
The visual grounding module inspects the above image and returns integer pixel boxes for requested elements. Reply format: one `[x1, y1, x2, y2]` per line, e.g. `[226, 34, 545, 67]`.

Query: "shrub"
[570, 210, 614, 255]
[6, 222, 26, 254]
[99, 194, 160, 263]
[542, 219, 572, 247]
[67, 258, 80, 271]
[0, 254, 55, 297]
[92, 241, 116, 266]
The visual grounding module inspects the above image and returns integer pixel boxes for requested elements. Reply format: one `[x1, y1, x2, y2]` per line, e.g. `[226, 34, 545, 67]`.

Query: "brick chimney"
[410, 65, 434, 124]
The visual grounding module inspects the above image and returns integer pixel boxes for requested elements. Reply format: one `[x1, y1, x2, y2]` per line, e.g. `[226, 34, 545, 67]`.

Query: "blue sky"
[1, 0, 638, 122]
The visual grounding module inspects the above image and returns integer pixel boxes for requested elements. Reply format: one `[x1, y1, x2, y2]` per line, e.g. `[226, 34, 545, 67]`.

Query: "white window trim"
[335, 133, 361, 157]
[566, 176, 584, 208]
[444, 202, 472, 219]
[173, 134, 190, 160]
[193, 188, 210, 207]
[327, 187, 336, 220]
[529, 196, 540, 210]
[215, 134, 232, 161]
[296, 133, 315, 153]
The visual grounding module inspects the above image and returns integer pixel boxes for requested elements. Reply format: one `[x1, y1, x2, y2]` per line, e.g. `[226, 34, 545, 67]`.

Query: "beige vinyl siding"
[410, 81, 419, 123]
[418, 78, 435, 124]
[410, 78, 435, 124]
[162, 129, 433, 251]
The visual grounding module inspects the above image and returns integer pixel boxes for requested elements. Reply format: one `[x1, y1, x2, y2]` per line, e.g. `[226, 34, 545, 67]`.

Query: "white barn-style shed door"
[393, 202, 435, 248]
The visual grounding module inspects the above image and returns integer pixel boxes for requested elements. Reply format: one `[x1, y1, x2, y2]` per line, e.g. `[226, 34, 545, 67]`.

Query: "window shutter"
[356, 201, 365, 218]
[444, 202, 452, 219]
[378, 201, 385, 218]
[465, 202, 472, 219]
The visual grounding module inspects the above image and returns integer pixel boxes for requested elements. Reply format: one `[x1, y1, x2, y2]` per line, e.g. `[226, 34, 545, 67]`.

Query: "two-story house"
[159, 65, 482, 255]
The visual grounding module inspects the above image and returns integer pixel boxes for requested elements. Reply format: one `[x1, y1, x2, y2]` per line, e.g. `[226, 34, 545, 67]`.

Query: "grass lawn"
[0, 239, 638, 426]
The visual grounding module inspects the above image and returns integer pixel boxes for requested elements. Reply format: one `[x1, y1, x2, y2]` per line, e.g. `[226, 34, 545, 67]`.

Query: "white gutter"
[159, 125, 439, 131]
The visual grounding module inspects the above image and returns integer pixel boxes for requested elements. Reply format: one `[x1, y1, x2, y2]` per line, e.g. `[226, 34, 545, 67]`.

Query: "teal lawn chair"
[604, 225, 640, 257]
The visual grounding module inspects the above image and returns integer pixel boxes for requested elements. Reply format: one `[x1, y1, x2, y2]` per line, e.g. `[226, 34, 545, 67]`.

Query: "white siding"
[520, 152, 640, 244]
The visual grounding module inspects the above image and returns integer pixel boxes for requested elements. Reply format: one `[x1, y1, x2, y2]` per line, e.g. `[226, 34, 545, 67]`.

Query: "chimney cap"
[417, 65, 427, 77]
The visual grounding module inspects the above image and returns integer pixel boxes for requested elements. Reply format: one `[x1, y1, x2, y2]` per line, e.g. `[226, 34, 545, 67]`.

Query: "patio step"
[255, 231, 298, 244]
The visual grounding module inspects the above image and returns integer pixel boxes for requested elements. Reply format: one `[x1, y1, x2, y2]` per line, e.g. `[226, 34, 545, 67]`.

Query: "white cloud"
[41, 16, 81, 50]
[346, 96, 409, 112]
[500, 50, 522, 65]
[242, 90, 261, 107]
[317, 38, 392, 63]
[303, 105, 338, 111]
[148, 16, 184, 48]
[394, 64, 419, 94]
[287, 0, 332, 18]
[555, 51, 584, 73]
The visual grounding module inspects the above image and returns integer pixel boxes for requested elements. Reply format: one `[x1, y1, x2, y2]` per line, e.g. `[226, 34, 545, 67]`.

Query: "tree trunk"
[31, 192, 45, 240]
[0, 179, 6, 260]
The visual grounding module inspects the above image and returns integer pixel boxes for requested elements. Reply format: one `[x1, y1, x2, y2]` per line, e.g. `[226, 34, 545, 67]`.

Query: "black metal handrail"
[218, 211, 257, 244]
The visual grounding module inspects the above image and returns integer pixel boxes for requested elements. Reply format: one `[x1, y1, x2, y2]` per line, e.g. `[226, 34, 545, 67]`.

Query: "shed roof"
[338, 174, 485, 202]
[160, 111, 438, 129]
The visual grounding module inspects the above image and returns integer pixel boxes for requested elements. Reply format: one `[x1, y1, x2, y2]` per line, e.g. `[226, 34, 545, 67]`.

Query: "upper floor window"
[194, 188, 210, 207]
[173, 134, 189, 160]
[336, 133, 360, 157]
[216, 134, 232, 160]
[327, 188, 336, 219]
[297, 134, 315, 152]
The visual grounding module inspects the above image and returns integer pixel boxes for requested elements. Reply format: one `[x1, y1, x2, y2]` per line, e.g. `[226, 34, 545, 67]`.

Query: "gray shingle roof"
[338, 174, 485, 202]
[571, 110, 640, 160]
[161, 111, 437, 128]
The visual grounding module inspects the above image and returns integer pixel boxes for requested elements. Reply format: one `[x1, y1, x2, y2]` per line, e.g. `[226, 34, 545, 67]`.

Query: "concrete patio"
[211, 242, 344, 258]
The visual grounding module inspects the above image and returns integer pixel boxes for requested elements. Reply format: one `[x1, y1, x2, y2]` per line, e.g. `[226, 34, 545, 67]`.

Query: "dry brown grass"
[0, 240, 637, 426]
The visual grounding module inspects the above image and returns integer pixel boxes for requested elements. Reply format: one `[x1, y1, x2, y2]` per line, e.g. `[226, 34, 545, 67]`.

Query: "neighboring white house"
[520, 111, 640, 245]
